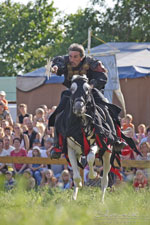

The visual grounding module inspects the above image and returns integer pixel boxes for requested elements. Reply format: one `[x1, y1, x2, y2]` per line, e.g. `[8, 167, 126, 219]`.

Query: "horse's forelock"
[71, 74, 88, 83]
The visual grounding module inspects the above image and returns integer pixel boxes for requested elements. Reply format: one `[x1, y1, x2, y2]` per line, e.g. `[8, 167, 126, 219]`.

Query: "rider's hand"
[52, 65, 58, 74]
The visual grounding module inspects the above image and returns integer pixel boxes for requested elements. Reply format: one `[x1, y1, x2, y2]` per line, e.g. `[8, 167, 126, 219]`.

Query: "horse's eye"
[70, 82, 77, 94]
[83, 83, 90, 94]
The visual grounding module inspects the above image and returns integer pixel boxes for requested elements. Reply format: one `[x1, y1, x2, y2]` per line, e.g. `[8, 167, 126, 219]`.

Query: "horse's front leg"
[87, 144, 98, 179]
[68, 146, 82, 188]
[101, 150, 111, 203]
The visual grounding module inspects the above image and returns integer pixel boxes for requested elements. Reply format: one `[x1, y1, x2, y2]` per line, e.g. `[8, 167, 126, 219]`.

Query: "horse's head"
[70, 75, 92, 116]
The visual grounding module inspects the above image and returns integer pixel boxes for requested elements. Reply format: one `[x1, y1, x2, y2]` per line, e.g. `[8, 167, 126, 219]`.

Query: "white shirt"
[0, 149, 9, 166]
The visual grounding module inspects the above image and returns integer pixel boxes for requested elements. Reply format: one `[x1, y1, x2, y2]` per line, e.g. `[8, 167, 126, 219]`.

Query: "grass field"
[0, 177, 150, 225]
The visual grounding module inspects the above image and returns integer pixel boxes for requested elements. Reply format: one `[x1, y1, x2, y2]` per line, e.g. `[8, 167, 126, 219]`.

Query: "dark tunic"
[52, 55, 107, 91]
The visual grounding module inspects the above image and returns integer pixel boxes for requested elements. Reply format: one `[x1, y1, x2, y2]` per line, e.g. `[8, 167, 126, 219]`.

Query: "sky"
[12, 0, 91, 14]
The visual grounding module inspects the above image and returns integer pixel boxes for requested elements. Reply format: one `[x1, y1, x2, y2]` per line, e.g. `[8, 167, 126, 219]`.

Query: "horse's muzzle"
[73, 100, 86, 116]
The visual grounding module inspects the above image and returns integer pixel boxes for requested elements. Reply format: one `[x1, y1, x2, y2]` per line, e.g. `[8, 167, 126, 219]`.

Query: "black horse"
[52, 74, 141, 201]
[53, 75, 117, 201]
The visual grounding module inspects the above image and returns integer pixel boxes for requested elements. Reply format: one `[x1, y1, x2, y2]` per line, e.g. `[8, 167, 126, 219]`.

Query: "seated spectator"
[4, 126, 13, 138]
[12, 123, 29, 151]
[122, 114, 135, 132]
[50, 163, 64, 180]
[0, 102, 13, 127]
[0, 90, 8, 110]
[136, 142, 150, 183]
[33, 108, 45, 124]
[17, 103, 29, 124]
[41, 137, 54, 152]
[24, 118, 40, 149]
[0, 139, 8, 174]
[28, 146, 44, 186]
[40, 169, 57, 188]
[23, 169, 36, 190]
[140, 126, 150, 145]
[57, 169, 72, 190]
[136, 142, 150, 160]
[3, 135, 15, 155]
[121, 127, 138, 160]
[4, 171, 16, 191]
[41, 126, 54, 146]
[39, 104, 49, 123]
[0, 127, 5, 140]
[10, 138, 27, 174]
[135, 124, 146, 143]
[33, 121, 46, 141]
[133, 169, 148, 190]
[1, 119, 9, 129]
[27, 144, 48, 172]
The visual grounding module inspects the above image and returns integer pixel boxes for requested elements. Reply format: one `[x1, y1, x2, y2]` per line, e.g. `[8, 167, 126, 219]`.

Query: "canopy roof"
[89, 42, 150, 79]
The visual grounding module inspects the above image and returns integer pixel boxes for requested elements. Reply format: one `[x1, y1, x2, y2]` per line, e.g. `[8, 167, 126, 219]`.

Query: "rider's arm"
[87, 57, 108, 91]
[52, 56, 68, 75]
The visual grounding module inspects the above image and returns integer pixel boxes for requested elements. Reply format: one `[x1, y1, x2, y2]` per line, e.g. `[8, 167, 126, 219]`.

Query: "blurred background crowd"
[0, 90, 150, 191]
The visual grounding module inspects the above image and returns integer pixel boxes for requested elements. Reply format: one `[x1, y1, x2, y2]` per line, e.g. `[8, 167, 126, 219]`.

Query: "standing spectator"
[133, 169, 148, 190]
[4, 171, 16, 191]
[12, 123, 29, 151]
[17, 103, 29, 124]
[40, 169, 57, 188]
[23, 169, 36, 190]
[29, 146, 43, 186]
[10, 138, 27, 174]
[0, 90, 8, 110]
[24, 118, 40, 149]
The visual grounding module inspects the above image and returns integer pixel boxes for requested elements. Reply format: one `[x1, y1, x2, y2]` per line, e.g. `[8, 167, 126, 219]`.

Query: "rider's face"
[69, 51, 84, 68]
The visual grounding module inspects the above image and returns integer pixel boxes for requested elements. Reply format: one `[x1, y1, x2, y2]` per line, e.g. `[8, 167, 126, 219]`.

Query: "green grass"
[0, 178, 150, 225]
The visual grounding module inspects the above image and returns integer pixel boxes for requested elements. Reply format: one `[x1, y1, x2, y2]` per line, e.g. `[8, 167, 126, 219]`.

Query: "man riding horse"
[49, 43, 126, 158]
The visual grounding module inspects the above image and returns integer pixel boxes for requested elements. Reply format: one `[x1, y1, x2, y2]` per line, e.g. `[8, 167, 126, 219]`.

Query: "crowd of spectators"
[0, 90, 150, 191]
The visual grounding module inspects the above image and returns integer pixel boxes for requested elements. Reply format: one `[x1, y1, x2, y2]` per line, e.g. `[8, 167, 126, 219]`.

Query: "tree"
[56, 8, 101, 55]
[90, 0, 150, 42]
[0, 0, 63, 76]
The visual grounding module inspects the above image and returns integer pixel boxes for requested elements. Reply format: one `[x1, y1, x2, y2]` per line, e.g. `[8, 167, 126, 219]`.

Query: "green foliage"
[0, 180, 150, 225]
[57, 8, 101, 54]
[0, 0, 63, 76]
[0, 0, 149, 76]
[90, 0, 150, 42]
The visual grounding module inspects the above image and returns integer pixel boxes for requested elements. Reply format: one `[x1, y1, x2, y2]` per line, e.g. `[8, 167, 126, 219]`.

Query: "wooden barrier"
[0, 156, 150, 168]
[1, 156, 150, 186]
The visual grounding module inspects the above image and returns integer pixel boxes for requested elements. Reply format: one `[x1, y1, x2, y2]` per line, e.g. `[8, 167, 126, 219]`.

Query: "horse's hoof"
[88, 171, 97, 179]
[74, 177, 82, 188]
